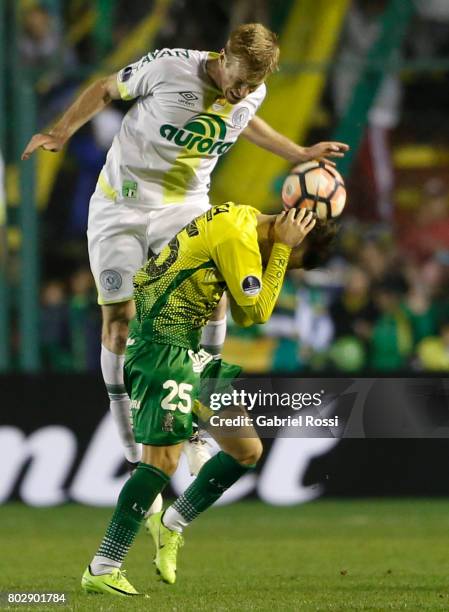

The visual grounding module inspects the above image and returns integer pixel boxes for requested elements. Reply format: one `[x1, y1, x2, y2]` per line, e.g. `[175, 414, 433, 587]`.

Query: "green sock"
[169, 451, 255, 525]
[94, 463, 169, 567]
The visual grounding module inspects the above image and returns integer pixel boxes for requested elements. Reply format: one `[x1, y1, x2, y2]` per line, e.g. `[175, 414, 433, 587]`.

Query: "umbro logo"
[177, 91, 199, 107]
[179, 91, 198, 101]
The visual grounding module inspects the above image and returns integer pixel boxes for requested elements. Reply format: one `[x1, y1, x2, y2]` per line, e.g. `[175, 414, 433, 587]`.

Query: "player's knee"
[153, 454, 179, 476]
[142, 445, 180, 476]
[231, 438, 263, 466]
[102, 320, 129, 353]
[101, 304, 134, 352]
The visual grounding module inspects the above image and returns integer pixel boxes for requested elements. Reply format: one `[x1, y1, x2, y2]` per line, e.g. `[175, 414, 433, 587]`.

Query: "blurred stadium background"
[2, 2, 449, 605]
[1, 0, 449, 376]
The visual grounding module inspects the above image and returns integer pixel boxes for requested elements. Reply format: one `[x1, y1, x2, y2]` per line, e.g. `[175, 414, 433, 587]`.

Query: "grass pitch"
[1, 499, 449, 611]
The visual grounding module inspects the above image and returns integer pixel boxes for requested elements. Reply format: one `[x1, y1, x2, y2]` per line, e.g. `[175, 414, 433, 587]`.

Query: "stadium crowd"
[7, 0, 449, 373]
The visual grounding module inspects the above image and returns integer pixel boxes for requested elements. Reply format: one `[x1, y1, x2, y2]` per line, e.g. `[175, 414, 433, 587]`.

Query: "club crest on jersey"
[241, 275, 262, 296]
[100, 269, 122, 292]
[162, 412, 174, 433]
[160, 113, 234, 155]
[232, 107, 250, 129]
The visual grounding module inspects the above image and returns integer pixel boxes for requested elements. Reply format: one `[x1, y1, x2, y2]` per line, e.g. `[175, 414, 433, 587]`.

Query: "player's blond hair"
[225, 23, 280, 81]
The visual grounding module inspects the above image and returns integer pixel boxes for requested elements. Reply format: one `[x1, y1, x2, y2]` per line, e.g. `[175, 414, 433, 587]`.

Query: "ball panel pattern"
[281, 161, 346, 220]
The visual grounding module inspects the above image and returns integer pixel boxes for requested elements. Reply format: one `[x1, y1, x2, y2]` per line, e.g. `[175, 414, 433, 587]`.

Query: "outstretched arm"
[21, 73, 120, 160]
[230, 209, 316, 327]
[242, 115, 349, 165]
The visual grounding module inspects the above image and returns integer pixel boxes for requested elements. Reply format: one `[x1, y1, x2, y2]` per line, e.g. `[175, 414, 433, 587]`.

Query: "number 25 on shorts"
[161, 380, 193, 414]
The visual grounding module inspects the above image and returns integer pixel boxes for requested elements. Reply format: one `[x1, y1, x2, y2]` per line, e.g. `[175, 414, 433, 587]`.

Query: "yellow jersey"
[133, 202, 291, 350]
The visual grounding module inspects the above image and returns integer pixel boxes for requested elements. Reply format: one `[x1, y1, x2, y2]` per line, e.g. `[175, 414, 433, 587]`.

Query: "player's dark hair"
[302, 219, 338, 270]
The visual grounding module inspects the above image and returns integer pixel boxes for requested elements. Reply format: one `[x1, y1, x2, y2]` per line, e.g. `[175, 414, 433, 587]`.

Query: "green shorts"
[124, 335, 241, 446]
[124, 338, 199, 446]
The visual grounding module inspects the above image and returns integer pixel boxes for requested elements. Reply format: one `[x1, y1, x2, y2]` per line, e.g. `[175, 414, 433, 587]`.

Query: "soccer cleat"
[146, 511, 184, 584]
[81, 566, 139, 596]
[183, 430, 211, 476]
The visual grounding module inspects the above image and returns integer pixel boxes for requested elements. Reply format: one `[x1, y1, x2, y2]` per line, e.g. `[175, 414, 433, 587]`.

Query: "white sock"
[101, 344, 141, 463]
[162, 506, 188, 533]
[200, 317, 227, 356]
[90, 555, 121, 576]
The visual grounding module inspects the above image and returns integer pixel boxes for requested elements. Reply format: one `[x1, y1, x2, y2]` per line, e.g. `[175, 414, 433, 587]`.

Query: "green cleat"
[146, 511, 184, 584]
[81, 566, 139, 596]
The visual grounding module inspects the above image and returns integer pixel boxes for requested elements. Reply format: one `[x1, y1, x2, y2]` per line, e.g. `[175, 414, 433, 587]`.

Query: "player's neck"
[205, 58, 222, 92]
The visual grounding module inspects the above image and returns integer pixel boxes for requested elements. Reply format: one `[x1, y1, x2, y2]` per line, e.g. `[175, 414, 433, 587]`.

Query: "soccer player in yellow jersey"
[81, 203, 322, 595]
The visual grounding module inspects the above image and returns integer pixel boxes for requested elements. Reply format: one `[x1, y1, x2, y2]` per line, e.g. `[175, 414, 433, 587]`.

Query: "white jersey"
[97, 48, 266, 209]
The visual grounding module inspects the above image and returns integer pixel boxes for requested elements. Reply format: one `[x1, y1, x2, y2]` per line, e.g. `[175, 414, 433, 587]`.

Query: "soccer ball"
[281, 161, 346, 220]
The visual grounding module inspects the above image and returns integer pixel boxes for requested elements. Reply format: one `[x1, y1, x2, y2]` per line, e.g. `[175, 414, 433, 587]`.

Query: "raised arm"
[229, 209, 316, 327]
[21, 73, 120, 160]
[241, 115, 349, 165]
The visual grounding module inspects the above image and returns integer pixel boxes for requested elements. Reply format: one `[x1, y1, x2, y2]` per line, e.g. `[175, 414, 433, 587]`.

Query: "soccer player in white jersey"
[22, 23, 348, 470]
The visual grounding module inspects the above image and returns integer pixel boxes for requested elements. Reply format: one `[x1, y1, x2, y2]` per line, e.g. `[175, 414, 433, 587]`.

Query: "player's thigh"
[124, 341, 200, 447]
[210, 405, 263, 465]
[87, 195, 148, 305]
[101, 300, 136, 327]
[89, 232, 146, 305]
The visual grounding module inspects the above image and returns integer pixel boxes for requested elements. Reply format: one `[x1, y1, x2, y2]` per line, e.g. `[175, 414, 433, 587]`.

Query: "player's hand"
[274, 208, 316, 248]
[300, 141, 349, 167]
[21, 133, 64, 160]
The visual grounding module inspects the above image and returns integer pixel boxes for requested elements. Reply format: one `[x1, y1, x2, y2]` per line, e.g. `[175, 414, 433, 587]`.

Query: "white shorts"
[87, 188, 211, 305]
